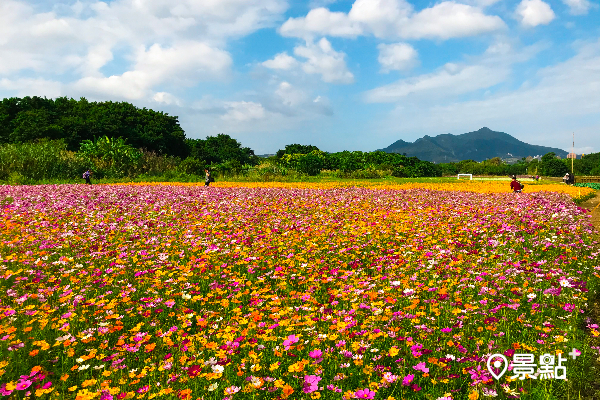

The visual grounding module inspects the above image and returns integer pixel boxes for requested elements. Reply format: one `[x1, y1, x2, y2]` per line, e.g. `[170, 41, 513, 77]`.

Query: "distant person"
[568, 173, 575, 185]
[83, 170, 92, 185]
[205, 169, 211, 187]
[563, 173, 570, 184]
[510, 176, 523, 193]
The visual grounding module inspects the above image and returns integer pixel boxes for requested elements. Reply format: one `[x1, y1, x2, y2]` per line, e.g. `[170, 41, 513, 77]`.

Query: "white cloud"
[516, 0, 555, 27]
[153, 92, 181, 106]
[365, 63, 508, 102]
[378, 43, 418, 72]
[573, 146, 595, 154]
[222, 101, 266, 122]
[398, 2, 506, 40]
[275, 81, 307, 106]
[0, 0, 286, 101]
[294, 38, 354, 84]
[280, 0, 505, 40]
[262, 52, 299, 70]
[73, 42, 232, 100]
[0, 78, 63, 98]
[365, 40, 543, 103]
[562, 0, 593, 15]
[280, 7, 363, 39]
[374, 40, 600, 152]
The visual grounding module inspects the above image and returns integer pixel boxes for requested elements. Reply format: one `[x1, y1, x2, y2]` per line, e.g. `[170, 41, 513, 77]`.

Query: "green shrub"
[78, 136, 142, 178]
[0, 139, 77, 181]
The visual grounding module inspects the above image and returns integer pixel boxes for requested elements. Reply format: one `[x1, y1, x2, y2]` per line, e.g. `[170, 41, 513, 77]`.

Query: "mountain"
[379, 127, 569, 163]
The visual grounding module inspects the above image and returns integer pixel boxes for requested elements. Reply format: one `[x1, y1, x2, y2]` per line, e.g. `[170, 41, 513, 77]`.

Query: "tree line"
[1, 96, 598, 183]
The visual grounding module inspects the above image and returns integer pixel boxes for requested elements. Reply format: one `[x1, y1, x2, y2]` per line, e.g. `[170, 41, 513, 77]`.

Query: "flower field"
[1, 182, 599, 400]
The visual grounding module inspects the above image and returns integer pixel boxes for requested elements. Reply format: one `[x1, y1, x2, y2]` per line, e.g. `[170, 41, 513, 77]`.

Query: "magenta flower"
[355, 389, 376, 399]
[413, 362, 429, 373]
[563, 303, 576, 312]
[100, 390, 114, 400]
[283, 334, 299, 348]
[164, 299, 176, 308]
[42, 382, 52, 389]
[441, 327, 452, 333]
[309, 349, 323, 359]
[402, 374, 414, 386]
[303, 375, 321, 393]
[16, 380, 32, 391]
[0, 384, 13, 396]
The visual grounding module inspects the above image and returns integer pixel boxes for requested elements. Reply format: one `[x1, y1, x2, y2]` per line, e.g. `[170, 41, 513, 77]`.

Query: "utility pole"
[572, 132, 574, 174]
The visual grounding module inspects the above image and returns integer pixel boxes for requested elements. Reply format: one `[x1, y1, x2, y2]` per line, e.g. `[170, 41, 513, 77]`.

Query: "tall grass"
[0, 139, 83, 184]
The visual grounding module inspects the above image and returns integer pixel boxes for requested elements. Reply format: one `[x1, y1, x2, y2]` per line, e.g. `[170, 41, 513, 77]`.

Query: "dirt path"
[579, 191, 600, 399]
[580, 191, 600, 235]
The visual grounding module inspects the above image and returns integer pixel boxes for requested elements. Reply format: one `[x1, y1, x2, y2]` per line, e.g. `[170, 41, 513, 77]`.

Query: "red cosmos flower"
[187, 365, 202, 377]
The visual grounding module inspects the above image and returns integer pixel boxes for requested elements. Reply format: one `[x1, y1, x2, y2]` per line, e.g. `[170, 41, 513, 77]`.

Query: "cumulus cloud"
[516, 0, 555, 27]
[73, 42, 232, 100]
[562, 0, 593, 15]
[0, 0, 286, 100]
[280, 7, 363, 38]
[262, 52, 299, 70]
[280, 0, 505, 40]
[153, 92, 181, 106]
[378, 43, 418, 72]
[0, 77, 63, 98]
[222, 101, 267, 122]
[294, 38, 354, 84]
[398, 2, 506, 40]
[365, 40, 543, 103]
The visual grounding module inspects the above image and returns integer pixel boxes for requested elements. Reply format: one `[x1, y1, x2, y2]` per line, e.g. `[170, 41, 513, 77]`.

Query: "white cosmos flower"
[559, 279, 572, 287]
[212, 364, 224, 374]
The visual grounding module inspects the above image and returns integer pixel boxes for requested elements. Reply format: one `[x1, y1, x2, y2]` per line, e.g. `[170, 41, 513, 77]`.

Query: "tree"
[541, 152, 568, 177]
[297, 151, 324, 176]
[276, 144, 320, 158]
[187, 134, 259, 166]
[0, 96, 188, 157]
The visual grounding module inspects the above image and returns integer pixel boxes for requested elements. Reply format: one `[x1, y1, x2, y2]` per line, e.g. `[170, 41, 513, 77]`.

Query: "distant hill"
[379, 127, 568, 163]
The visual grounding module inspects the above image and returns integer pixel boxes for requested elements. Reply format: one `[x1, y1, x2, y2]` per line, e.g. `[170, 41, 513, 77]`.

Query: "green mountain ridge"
[379, 127, 569, 163]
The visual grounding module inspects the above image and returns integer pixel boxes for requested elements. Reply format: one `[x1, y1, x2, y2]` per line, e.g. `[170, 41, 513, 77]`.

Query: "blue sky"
[0, 0, 599, 155]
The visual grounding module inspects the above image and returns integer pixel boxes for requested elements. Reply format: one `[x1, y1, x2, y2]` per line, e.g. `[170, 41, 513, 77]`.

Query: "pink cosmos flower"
[164, 299, 176, 308]
[16, 380, 32, 391]
[283, 334, 299, 349]
[441, 327, 452, 333]
[224, 386, 241, 395]
[354, 389, 376, 399]
[402, 374, 414, 386]
[303, 375, 321, 393]
[137, 386, 149, 394]
[42, 382, 52, 389]
[100, 390, 114, 400]
[309, 349, 323, 359]
[0, 384, 13, 396]
[563, 303, 576, 312]
[413, 362, 429, 373]
[327, 384, 341, 392]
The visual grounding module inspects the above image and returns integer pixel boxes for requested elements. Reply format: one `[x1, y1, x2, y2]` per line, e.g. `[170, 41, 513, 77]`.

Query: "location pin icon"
[487, 354, 508, 380]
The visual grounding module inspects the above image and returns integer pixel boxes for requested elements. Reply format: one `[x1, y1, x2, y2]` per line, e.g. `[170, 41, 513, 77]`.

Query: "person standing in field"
[205, 169, 211, 187]
[83, 170, 92, 185]
[510, 176, 522, 193]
